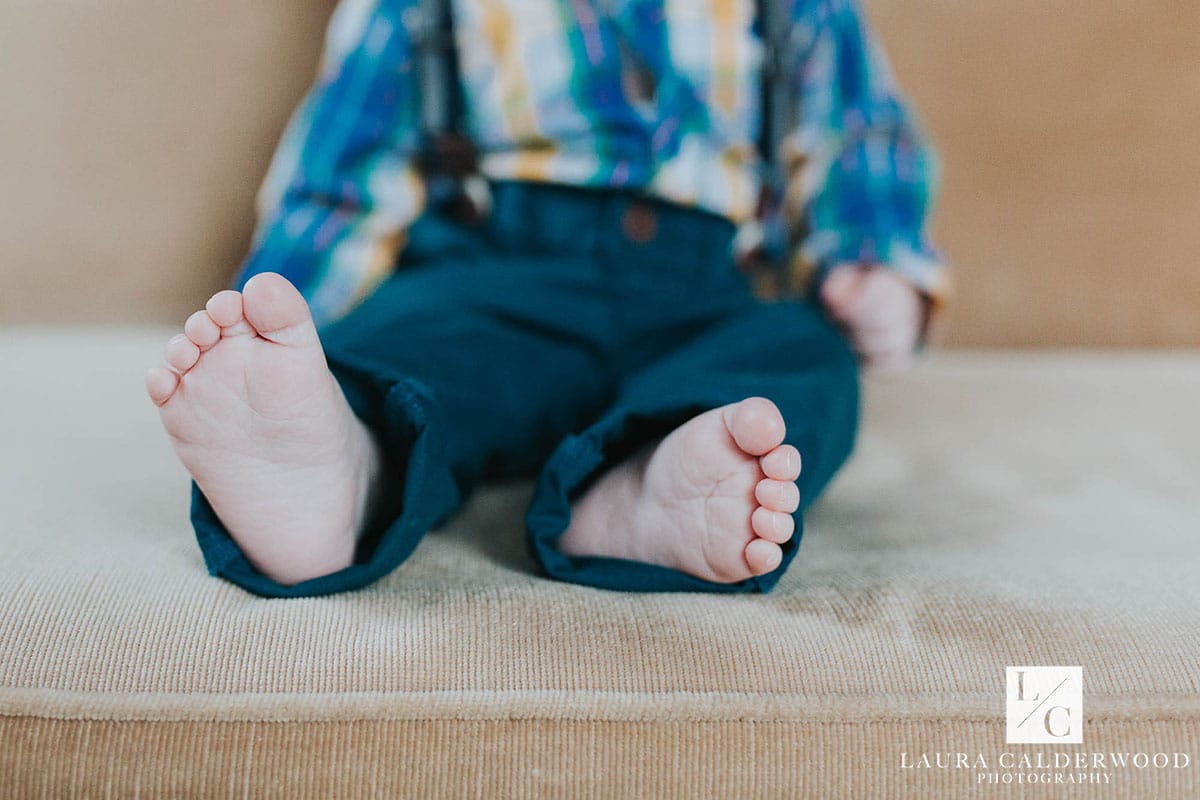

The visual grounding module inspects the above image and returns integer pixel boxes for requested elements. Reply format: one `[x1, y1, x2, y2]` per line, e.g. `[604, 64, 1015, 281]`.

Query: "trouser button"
[621, 202, 658, 244]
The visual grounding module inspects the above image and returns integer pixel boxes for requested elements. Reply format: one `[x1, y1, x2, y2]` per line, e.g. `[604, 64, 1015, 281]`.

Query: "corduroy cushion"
[2, 328, 1198, 798]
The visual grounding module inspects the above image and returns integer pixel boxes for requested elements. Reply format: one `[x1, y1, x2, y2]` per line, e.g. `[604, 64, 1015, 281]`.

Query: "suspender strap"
[733, 0, 795, 275]
[756, 0, 797, 201]
[408, 0, 488, 220]
[411, 0, 455, 142]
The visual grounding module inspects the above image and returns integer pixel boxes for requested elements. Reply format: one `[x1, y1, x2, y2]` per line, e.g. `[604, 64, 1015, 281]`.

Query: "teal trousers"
[191, 181, 859, 597]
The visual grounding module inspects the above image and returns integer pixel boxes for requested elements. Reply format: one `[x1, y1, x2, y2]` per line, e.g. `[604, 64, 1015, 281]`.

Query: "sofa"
[2, 0, 1198, 797]
[3, 330, 1198, 797]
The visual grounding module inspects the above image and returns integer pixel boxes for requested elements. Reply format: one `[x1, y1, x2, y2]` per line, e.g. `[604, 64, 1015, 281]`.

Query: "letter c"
[1044, 706, 1070, 737]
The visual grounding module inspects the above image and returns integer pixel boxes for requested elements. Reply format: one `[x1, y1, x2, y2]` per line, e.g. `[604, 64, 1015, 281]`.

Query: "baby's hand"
[819, 264, 925, 375]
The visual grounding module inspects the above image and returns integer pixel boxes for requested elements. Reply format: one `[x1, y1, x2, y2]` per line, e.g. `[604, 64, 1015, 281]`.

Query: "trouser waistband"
[466, 180, 741, 278]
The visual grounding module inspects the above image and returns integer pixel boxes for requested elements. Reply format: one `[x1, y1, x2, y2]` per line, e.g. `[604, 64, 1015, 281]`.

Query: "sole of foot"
[145, 272, 382, 586]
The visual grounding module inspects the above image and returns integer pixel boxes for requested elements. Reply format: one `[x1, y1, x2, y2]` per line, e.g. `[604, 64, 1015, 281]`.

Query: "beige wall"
[870, 0, 1200, 347]
[2, 0, 1197, 346]
[0, 1, 336, 326]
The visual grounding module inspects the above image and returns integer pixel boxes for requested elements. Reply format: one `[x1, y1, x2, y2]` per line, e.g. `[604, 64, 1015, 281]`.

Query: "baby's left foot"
[558, 398, 801, 583]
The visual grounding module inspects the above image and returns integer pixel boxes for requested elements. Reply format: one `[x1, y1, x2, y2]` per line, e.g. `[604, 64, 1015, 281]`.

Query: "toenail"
[772, 512, 785, 536]
[169, 334, 187, 345]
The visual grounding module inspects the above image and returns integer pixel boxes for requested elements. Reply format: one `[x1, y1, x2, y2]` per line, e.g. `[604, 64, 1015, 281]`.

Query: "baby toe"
[204, 290, 245, 328]
[242, 273, 317, 344]
[164, 333, 201, 373]
[183, 310, 221, 349]
[744, 538, 783, 576]
[760, 444, 801, 481]
[145, 366, 180, 407]
[755, 478, 800, 514]
[751, 506, 794, 544]
[721, 397, 786, 456]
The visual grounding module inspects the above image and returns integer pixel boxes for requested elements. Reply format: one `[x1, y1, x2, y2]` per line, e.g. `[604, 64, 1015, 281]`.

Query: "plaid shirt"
[236, 0, 948, 327]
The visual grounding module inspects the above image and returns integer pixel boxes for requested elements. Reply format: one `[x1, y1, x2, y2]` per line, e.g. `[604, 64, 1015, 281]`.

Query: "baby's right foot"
[145, 273, 383, 586]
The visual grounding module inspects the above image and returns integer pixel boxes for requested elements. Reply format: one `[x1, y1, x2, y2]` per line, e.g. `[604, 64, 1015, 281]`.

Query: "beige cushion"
[2, 327, 1198, 797]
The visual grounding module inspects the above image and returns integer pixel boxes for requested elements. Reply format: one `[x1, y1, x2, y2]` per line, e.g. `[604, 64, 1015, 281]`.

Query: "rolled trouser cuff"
[189, 371, 449, 598]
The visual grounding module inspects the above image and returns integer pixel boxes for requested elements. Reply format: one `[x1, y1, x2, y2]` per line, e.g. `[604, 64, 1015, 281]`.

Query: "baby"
[145, 0, 946, 598]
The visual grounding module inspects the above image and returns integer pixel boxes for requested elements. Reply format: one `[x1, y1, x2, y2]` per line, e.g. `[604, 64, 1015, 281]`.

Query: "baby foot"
[558, 397, 801, 583]
[145, 273, 383, 586]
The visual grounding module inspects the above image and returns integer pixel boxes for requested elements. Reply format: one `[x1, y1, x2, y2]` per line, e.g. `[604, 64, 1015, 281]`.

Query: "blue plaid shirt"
[236, 0, 947, 326]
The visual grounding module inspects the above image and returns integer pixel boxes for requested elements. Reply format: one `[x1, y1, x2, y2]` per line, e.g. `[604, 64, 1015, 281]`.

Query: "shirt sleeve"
[232, 0, 427, 329]
[779, 0, 950, 311]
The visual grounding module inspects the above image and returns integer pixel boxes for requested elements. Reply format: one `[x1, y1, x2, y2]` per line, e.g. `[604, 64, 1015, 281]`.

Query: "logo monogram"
[1006, 666, 1083, 744]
